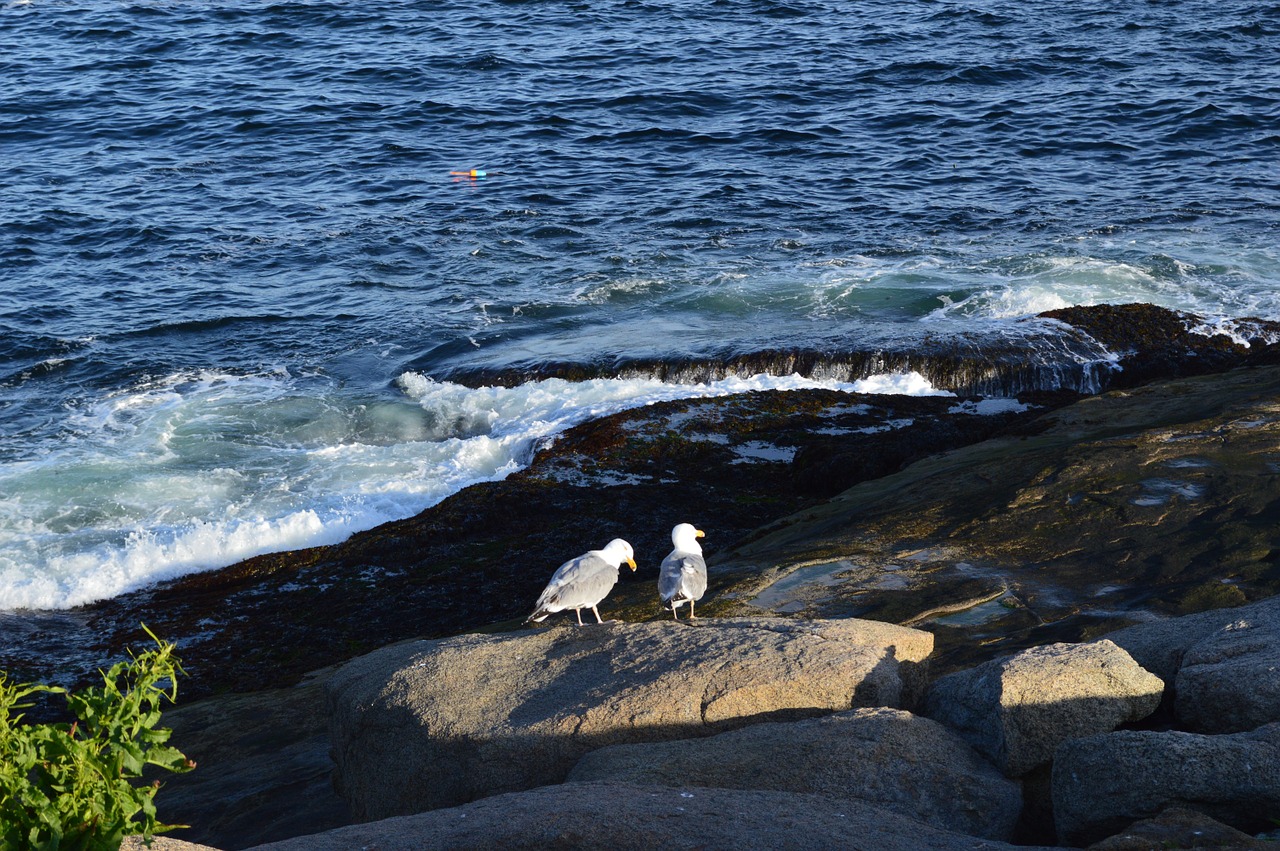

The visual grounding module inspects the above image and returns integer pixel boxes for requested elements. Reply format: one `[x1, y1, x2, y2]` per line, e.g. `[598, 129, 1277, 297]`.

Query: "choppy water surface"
[2, 0, 1278, 607]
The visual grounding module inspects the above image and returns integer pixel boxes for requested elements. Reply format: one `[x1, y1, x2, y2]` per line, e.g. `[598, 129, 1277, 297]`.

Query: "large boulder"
[924, 640, 1162, 777]
[327, 618, 933, 820]
[1052, 723, 1280, 845]
[567, 707, 1022, 841]
[1175, 615, 1280, 734]
[1105, 596, 1280, 684]
[244, 781, 1054, 851]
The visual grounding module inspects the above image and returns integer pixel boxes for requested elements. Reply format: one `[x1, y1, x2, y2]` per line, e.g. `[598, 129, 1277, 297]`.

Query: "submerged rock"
[326, 618, 932, 820]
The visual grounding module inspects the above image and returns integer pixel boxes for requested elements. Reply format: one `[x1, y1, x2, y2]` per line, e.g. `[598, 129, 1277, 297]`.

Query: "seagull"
[527, 538, 637, 626]
[658, 523, 707, 620]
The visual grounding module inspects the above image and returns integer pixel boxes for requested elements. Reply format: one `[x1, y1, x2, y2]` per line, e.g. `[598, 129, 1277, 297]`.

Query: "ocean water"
[2, 0, 1278, 610]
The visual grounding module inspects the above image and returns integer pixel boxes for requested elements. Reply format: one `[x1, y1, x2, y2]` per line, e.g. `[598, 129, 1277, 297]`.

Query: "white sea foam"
[850, 371, 953, 397]
[0, 367, 953, 611]
[922, 248, 1280, 324]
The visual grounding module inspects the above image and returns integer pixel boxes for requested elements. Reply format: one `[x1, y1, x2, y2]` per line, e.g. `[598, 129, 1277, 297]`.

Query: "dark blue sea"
[3, 0, 1278, 609]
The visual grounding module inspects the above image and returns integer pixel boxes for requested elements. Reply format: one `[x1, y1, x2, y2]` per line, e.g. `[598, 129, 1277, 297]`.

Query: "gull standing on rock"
[658, 523, 707, 620]
[527, 538, 637, 626]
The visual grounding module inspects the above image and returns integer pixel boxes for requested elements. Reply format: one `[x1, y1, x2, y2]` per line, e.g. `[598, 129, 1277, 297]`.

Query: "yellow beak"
[695, 529, 705, 538]
[626, 557, 637, 571]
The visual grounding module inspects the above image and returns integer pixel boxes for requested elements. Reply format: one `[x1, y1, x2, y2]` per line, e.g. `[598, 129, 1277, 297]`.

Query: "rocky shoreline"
[155, 599, 1280, 850]
[7, 303, 1280, 848]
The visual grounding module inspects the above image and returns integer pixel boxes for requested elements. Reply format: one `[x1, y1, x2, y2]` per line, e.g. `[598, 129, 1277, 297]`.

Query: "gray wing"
[659, 550, 707, 603]
[534, 552, 618, 613]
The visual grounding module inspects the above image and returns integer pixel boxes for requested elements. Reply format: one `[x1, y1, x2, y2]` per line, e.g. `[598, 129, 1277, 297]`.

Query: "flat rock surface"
[245, 781, 1056, 851]
[327, 617, 932, 820]
[122, 839, 222, 851]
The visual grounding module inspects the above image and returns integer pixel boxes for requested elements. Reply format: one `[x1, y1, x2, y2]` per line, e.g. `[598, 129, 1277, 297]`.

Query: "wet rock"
[1042, 303, 1280, 389]
[567, 707, 1023, 841]
[1052, 723, 1280, 845]
[722, 364, 1280, 674]
[791, 413, 1032, 498]
[924, 640, 1163, 777]
[244, 782, 1054, 851]
[1176, 615, 1280, 734]
[326, 618, 932, 820]
[1, 388, 1046, 708]
[1085, 806, 1272, 850]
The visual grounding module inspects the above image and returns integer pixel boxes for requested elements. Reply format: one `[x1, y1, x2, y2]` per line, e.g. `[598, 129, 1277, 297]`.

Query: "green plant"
[0, 626, 196, 851]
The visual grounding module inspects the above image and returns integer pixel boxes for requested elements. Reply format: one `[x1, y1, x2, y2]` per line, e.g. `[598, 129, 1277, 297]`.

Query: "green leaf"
[0, 624, 194, 848]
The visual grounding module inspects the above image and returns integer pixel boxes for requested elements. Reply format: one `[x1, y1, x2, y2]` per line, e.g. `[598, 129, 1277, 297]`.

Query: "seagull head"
[603, 538, 637, 571]
[672, 523, 705, 551]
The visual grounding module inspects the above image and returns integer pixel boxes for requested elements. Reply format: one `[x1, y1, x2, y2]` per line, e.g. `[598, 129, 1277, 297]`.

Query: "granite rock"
[326, 617, 933, 820]
[1052, 723, 1280, 845]
[1104, 596, 1280, 685]
[1175, 615, 1280, 734]
[567, 706, 1022, 840]
[925, 640, 1163, 777]
[245, 781, 1054, 851]
[1085, 806, 1272, 851]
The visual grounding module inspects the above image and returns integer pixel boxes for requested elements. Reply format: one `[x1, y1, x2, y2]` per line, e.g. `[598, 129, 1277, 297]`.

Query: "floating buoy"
[450, 169, 487, 178]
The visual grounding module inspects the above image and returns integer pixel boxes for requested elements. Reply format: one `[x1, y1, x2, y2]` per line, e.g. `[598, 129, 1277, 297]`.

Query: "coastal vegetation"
[0, 628, 194, 851]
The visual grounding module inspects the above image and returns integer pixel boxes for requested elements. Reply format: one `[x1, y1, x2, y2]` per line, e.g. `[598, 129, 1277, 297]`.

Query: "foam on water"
[0, 368, 949, 611]
[921, 245, 1280, 324]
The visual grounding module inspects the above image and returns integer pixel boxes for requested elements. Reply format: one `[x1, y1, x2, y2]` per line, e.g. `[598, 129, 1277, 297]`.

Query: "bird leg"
[591, 605, 603, 624]
[689, 600, 696, 619]
[670, 603, 679, 620]
[575, 608, 585, 626]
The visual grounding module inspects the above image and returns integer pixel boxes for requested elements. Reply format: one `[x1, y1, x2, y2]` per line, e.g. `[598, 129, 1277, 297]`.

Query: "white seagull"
[527, 538, 637, 626]
[658, 523, 707, 620]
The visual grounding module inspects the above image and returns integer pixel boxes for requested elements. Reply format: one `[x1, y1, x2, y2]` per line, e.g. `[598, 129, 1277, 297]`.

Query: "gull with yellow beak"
[527, 538, 637, 626]
[658, 523, 707, 620]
